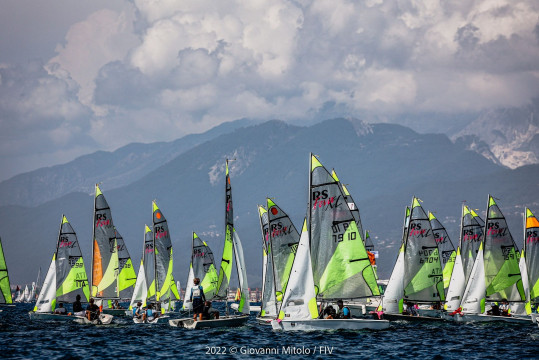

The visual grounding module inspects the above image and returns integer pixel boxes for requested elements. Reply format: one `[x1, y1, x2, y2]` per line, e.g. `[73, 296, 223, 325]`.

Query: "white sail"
[232, 229, 250, 315]
[460, 243, 486, 314]
[34, 256, 57, 313]
[28, 282, 36, 302]
[444, 249, 466, 312]
[22, 285, 30, 303]
[517, 251, 531, 313]
[382, 244, 405, 314]
[182, 266, 194, 311]
[277, 219, 318, 321]
[129, 259, 148, 309]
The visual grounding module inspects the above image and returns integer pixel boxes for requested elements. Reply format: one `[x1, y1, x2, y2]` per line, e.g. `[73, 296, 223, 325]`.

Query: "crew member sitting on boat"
[112, 300, 123, 309]
[487, 302, 501, 316]
[133, 302, 143, 319]
[336, 300, 351, 319]
[72, 294, 85, 316]
[86, 298, 100, 321]
[54, 303, 67, 315]
[143, 303, 155, 322]
[190, 278, 206, 321]
[499, 300, 510, 316]
[202, 301, 220, 320]
[405, 301, 418, 316]
[321, 304, 336, 319]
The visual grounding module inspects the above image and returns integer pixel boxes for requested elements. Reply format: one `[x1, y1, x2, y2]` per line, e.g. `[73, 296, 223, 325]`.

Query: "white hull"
[531, 313, 539, 323]
[101, 308, 128, 316]
[28, 312, 75, 321]
[442, 313, 532, 324]
[72, 314, 114, 325]
[383, 313, 443, 322]
[230, 303, 260, 313]
[133, 315, 170, 324]
[271, 318, 389, 331]
[255, 316, 274, 325]
[169, 315, 249, 329]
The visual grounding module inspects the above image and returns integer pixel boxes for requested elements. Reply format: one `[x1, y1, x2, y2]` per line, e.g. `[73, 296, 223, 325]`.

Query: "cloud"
[1, 0, 538, 180]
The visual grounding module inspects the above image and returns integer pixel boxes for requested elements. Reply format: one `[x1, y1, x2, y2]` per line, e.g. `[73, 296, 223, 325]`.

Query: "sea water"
[1, 303, 538, 359]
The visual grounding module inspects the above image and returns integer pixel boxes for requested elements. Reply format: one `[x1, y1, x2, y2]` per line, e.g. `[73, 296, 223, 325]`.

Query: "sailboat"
[429, 212, 456, 298]
[272, 154, 389, 331]
[381, 197, 445, 321]
[28, 215, 112, 324]
[170, 159, 250, 329]
[181, 232, 219, 313]
[256, 199, 299, 324]
[91, 184, 120, 314]
[130, 201, 175, 323]
[523, 208, 539, 323]
[0, 237, 13, 307]
[446, 195, 529, 323]
[444, 205, 483, 314]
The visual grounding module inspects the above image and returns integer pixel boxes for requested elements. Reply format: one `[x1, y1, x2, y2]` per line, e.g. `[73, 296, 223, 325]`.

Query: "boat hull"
[169, 315, 249, 329]
[442, 313, 532, 324]
[255, 316, 274, 325]
[374, 313, 443, 322]
[102, 308, 128, 316]
[133, 315, 170, 324]
[72, 314, 114, 325]
[28, 312, 75, 321]
[271, 318, 390, 331]
[230, 303, 261, 313]
[531, 313, 539, 324]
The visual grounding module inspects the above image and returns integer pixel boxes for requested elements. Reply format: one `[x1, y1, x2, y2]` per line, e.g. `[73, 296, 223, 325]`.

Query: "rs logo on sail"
[95, 213, 111, 227]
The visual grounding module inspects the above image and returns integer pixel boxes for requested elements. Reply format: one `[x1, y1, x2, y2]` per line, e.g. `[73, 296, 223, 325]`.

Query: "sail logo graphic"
[117, 243, 126, 252]
[463, 229, 481, 242]
[58, 236, 74, 248]
[486, 222, 507, 238]
[312, 190, 341, 210]
[270, 222, 292, 238]
[526, 230, 539, 243]
[409, 223, 431, 237]
[155, 225, 168, 239]
[289, 243, 298, 254]
[434, 232, 446, 244]
[194, 248, 206, 258]
[95, 213, 111, 227]
[145, 243, 154, 253]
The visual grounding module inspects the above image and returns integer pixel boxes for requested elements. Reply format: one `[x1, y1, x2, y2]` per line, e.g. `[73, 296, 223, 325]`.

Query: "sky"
[1, 0, 538, 181]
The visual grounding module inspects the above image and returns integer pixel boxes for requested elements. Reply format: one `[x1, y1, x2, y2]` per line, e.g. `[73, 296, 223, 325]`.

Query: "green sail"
[56, 215, 90, 303]
[403, 198, 444, 302]
[192, 232, 218, 300]
[0, 237, 12, 304]
[115, 229, 137, 299]
[267, 198, 299, 300]
[483, 195, 525, 301]
[429, 212, 456, 293]
[310, 154, 379, 300]
[216, 160, 235, 299]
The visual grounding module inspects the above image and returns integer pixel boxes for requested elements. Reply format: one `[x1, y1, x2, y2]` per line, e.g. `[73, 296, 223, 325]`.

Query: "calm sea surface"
[1, 303, 538, 359]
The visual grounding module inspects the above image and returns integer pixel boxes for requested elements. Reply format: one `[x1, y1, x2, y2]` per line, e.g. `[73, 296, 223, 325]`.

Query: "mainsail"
[214, 160, 250, 314]
[128, 225, 154, 309]
[189, 232, 219, 302]
[524, 208, 539, 303]
[267, 198, 299, 304]
[0, 237, 12, 304]
[429, 212, 456, 293]
[152, 201, 174, 313]
[461, 206, 484, 285]
[34, 215, 90, 313]
[403, 198, 444, 302]
[310, 154, 379, 300]
[258, 205, 277, 317]
[91, 184, 119, 299]
[483, 195, 525, 302]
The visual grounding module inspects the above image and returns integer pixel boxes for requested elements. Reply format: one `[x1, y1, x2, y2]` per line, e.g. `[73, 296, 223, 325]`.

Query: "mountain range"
[1, 118, 537, 288]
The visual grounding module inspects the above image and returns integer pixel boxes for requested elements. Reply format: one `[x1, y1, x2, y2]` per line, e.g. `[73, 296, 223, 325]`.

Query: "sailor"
[202, 301, 220, 320]
[336, 300, 351, 319]
[190, 278, 206, 321]
[86, 298, 100, 321]
[488, 302, 501, 316]
[72, 294, 85, 316]
[144, 303, 154, 322]
[499, 300, 510, 316]
[54, 303, 67, 315]
[133, 301, 143, 319]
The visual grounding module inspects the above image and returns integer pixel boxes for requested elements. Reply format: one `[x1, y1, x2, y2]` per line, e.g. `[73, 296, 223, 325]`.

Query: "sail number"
[331, 223, 356, 242]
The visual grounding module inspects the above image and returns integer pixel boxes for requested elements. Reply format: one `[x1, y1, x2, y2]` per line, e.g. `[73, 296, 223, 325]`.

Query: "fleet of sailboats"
[2, 153, 536, 330]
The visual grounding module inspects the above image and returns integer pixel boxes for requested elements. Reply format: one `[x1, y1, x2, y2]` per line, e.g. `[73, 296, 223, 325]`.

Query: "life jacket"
[192, 285, 203, 299]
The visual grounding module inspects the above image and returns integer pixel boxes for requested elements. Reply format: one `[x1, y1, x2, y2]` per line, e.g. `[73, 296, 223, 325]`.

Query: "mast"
[90, 186, 96, 296]
[153, 202, 159, 306]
